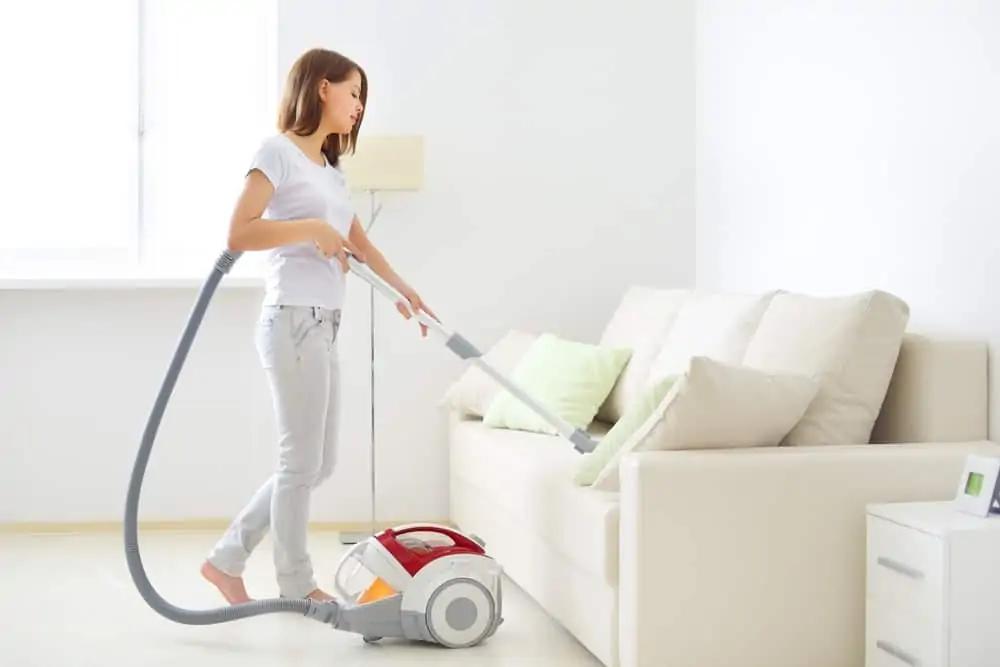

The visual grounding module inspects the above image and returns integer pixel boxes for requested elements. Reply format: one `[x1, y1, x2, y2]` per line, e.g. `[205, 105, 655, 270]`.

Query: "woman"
[200, 47, 434, 604]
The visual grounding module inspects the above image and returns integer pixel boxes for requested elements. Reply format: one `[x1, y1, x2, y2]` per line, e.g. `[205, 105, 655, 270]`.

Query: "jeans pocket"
[258, 307, 339, 364]
[255, 307, 287, 368]
[328, 310, 342, 351]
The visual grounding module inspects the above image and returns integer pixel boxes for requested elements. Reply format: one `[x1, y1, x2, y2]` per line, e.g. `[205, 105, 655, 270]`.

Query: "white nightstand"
[865, 500, 1000, 666]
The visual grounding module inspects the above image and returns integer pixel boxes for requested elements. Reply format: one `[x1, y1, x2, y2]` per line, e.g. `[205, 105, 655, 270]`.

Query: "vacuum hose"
[125, 247, 595, 627]
[124, 249, 339, 626]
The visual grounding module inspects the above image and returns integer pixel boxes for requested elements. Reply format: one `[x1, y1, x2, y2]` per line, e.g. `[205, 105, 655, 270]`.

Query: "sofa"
[440, 286, 996, 667]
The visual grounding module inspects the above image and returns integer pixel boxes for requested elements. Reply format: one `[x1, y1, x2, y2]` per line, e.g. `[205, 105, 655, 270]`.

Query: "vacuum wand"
[345, 253, 598, 454]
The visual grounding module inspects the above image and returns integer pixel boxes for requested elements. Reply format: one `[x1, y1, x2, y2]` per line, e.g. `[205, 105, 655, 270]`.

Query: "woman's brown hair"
[278, 48, 367, 167]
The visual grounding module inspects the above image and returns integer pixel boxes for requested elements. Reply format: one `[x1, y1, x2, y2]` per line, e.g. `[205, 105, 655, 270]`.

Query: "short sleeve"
[248, 138, 288, 189]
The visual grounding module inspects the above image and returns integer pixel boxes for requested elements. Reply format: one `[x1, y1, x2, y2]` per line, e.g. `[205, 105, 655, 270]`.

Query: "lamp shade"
[340, 134, 424, 191]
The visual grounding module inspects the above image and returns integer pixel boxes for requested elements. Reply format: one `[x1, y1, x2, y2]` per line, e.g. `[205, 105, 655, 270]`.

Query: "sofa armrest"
[617, 440, 1000, 667]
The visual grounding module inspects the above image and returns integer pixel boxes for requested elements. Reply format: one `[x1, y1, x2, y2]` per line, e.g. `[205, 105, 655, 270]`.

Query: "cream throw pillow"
[439, 329, 537, 417]
[591, 356, 821, 491]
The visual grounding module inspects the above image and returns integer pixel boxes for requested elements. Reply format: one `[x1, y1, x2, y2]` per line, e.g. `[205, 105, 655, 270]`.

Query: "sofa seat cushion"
[449, 416, 620, 585]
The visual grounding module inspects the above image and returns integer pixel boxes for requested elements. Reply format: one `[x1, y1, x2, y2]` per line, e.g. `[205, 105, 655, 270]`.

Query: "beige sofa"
[442, 286, 995, 667]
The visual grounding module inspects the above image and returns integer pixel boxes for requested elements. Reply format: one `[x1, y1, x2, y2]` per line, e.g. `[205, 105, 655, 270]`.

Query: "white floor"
[0, 530, 602, 666]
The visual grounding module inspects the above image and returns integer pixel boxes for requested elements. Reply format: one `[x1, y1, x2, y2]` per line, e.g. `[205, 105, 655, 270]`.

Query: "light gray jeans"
[207, 304, 342, 598]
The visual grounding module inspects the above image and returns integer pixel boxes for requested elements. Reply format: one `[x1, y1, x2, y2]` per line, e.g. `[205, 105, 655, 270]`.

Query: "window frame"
[0, 0, 276, 289]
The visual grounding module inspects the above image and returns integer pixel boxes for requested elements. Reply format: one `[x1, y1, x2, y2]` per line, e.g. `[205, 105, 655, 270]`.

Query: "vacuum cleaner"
[124, 248, 599, 648]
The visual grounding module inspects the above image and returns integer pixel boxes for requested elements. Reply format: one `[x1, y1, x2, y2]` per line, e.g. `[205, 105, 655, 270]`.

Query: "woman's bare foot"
[200, 560, 252, 605]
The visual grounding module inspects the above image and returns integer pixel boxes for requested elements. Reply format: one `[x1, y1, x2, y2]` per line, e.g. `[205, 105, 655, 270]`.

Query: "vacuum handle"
[346, 253, 448, 337]
[391, 525, 485, 554]
[346, 251, 598, 455]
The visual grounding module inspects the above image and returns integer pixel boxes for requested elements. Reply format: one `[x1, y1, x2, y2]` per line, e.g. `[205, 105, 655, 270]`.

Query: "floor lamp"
[336, 135, 425, 545]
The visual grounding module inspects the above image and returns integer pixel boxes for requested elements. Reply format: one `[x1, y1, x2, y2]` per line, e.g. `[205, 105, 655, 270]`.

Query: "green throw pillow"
[482, 333, 631, 436]
[573, 375, 679, 486]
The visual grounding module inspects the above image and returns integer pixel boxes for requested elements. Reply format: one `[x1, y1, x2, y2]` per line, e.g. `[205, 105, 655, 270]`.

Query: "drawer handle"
[877, 639, 920, 666]
[877, 556, 924, 580]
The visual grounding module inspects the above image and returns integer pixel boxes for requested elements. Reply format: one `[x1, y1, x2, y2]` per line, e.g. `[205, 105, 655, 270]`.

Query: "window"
[0, 0, 278, 281]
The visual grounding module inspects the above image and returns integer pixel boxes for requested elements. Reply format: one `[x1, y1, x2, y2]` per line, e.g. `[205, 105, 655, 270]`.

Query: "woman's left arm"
[348, 216, 437, 336]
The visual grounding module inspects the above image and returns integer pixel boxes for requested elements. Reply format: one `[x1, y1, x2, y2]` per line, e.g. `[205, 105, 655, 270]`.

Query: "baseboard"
[0, 518, 455, 535]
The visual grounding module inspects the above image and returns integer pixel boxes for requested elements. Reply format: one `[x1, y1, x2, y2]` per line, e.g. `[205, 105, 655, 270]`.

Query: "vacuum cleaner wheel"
[424, 577, 496, 648]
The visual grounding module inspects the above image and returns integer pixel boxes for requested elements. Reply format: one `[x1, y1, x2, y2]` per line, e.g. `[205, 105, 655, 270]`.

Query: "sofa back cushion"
[741, 289, 910, 445]
[596, 287, 689, 423]
[643, 290, 777, 385]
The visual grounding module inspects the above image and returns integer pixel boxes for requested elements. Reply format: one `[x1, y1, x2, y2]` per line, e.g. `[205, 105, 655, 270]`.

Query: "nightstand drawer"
[866, 516, 944, 618]
[866, 600, 943, 667]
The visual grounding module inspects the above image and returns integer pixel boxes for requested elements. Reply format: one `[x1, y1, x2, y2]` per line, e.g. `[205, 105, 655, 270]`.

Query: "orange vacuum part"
[358, 577, 397, 604]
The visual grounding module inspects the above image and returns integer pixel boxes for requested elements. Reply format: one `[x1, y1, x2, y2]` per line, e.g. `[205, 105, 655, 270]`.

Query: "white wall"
[696, 0, 999, 437]
[2, 0, 695, 524]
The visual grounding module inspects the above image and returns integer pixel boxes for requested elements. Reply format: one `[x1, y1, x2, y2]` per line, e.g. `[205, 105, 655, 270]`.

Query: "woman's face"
[320, 69, 364, 134]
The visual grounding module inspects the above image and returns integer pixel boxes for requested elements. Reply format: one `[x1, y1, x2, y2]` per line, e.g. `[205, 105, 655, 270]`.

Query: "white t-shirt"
[248, 133, 356, 310]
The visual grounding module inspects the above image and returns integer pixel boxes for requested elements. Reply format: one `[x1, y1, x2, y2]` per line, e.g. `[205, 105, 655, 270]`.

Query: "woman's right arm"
[227, 169, 321, 251]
